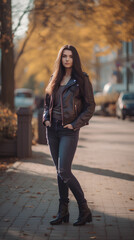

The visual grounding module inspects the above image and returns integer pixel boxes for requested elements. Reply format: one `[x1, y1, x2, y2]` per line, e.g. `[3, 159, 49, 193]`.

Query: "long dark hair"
[46, 45, 85, 95]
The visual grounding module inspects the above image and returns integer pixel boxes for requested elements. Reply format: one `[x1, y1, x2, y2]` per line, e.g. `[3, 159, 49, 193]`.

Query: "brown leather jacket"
[43, 73, 96, 131]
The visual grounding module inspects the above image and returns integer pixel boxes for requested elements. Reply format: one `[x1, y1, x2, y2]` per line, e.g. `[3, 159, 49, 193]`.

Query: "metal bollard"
[17, 107, 32, 158]
[38, 108, 47, 144]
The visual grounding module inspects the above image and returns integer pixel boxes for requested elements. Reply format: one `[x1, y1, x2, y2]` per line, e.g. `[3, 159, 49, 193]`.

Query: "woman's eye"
[62, 55, 73, 58]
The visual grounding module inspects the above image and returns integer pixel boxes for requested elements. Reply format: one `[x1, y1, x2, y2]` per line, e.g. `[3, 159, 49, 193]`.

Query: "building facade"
[94, 40, 134, 93]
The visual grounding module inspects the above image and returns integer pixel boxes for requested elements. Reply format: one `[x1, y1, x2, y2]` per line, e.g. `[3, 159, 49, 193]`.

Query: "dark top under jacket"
[52, 85, 65, 120]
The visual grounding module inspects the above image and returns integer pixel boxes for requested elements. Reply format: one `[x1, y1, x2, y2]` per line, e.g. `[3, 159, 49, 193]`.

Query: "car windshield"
[122, 93, 134, 100]
[15, 92, 32, 98]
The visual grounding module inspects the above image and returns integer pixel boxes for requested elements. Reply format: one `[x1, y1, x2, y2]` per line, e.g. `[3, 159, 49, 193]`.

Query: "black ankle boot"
[50, 202, 69, 225]
[73, 202, 92, 226]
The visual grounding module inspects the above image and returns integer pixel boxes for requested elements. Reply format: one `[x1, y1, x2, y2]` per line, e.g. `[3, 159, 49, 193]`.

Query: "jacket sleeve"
[71, 74, 96, 130]
[42, 93, 50, 125]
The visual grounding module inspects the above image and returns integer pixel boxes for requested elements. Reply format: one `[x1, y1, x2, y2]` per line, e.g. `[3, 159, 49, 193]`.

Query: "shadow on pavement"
[21, 150, 134, 182]
[23, 150, 54, 166]
[72, 164, 134, 182]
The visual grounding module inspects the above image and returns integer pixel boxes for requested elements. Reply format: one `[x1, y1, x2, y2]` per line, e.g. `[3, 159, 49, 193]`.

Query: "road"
[0, 116, 134, 240]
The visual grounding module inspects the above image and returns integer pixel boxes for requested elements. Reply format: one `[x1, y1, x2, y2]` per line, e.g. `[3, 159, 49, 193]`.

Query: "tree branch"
[14, 22, 36, 69]
[13, 0, 32, 34]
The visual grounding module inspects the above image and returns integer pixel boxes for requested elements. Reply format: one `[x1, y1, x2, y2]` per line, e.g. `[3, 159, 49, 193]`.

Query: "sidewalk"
[0, 116, 134, 240]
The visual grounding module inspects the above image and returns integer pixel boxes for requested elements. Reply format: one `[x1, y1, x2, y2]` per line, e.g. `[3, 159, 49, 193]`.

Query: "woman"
[43, 45, 95, 226]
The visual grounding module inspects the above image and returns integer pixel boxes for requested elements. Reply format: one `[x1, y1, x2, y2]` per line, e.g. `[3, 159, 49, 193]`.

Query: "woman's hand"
[64, 124, 73, 129]
[45, 121, 51, 127]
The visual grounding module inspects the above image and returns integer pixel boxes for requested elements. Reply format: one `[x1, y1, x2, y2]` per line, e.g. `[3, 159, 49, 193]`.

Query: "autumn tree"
[15, 0, 134, 95]
[0, 0, 34, 109]
[1, 0, 134, 104]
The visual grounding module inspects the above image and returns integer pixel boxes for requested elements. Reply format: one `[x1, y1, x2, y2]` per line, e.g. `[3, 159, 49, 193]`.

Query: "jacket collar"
[63, 78, 77, 90]
[51, 78, 77, 99]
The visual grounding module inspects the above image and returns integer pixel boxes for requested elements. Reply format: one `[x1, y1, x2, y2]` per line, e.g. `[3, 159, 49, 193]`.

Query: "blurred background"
[0, 0, 134, 143]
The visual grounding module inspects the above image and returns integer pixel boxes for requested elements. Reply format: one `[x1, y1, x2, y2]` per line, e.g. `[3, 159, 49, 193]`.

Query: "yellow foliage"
[14, 0, 134, 95]
[0, 103, 17, 140]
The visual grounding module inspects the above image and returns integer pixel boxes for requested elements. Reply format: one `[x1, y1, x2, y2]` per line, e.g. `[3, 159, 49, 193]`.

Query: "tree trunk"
[0, 0, 14, 110]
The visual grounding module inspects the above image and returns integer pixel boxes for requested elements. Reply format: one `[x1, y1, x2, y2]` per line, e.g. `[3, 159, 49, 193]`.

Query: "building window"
[128, 41, 133, 55]
[122, 40, 133, 56]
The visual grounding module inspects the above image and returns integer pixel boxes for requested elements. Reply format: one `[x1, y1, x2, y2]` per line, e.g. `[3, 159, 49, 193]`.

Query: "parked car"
[14, 88, 35, 111]
[116, 91, 134, 120]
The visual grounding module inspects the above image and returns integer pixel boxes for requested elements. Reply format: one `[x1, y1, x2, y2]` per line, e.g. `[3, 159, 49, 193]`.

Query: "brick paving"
[0, 116, 134, 240]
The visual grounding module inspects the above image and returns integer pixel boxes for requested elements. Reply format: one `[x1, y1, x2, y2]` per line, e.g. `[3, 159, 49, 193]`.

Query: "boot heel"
[63, 214, 69, 223]
[87, 213, 92, 223]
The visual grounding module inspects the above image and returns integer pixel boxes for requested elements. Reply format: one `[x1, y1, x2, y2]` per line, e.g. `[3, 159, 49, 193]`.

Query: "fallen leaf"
[25, 205, 34, 208]
[23, 190, 30, 193]
[90, 237, 96, 239]
[4, 219, 10, 222]
[129, 209, 134, 211]
[117, 192, 122, 195]
[29, 196, 37, 198]
[15, 186, 22, 189]
[23, 233, 29, 236]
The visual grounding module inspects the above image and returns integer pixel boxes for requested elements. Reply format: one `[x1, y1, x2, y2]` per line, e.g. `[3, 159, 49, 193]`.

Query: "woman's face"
[62, 49, 73, 69]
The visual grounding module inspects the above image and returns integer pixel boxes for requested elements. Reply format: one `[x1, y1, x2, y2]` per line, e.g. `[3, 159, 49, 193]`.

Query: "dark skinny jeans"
[46, 119, 86, 206]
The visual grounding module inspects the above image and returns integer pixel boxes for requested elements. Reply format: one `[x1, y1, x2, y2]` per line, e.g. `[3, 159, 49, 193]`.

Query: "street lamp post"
[126, 41, 129, 92]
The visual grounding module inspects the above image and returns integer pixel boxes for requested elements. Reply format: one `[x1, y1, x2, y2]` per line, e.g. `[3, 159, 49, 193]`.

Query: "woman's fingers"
[64, 124, 73, 129]
[45, 121, 51, 127]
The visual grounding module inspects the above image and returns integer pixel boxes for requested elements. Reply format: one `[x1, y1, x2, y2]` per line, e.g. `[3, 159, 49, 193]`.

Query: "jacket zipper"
[75, 104, 77, 116]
